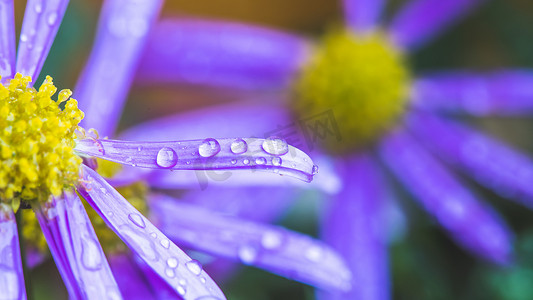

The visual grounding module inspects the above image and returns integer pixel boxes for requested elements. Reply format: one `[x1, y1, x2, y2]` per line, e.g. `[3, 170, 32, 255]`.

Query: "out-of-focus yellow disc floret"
[292, 30, 411, 154]
[0, 73, 84, 210]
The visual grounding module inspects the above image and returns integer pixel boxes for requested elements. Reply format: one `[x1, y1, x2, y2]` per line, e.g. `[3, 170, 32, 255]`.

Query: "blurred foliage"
[18, 0, 533, 299]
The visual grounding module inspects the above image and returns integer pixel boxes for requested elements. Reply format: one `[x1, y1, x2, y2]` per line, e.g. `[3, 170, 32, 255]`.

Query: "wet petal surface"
[0, 0, 16, 78]
[0, 206, 27, 300]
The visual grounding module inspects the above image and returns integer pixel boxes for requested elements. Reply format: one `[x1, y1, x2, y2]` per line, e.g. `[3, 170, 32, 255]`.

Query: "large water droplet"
[80, 238, 103, 271]
[185, 260, 203, 276]
[262, 137, 289, 156]
[167, 257, 178, 268]
[230, 139, 248, 154]
[272, 157, 282, 166]
[160, 239, 170, 249]
[128, 213, 146, 228]
[198, 138, 221, 158]
[238, 245, 258, 265]
[261, 231, 283, 249]
[255, 157, 266, 165]
[156, 147, 178, 168]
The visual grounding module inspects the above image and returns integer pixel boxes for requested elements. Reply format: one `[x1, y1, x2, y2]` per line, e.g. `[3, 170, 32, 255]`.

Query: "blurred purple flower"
[119, 0, 533, 298]
[0, 0, 328, 299]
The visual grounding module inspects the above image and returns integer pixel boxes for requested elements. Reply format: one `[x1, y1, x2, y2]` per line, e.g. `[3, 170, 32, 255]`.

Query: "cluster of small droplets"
[292, 29, 411, 154]
[0, 74, 84, 209]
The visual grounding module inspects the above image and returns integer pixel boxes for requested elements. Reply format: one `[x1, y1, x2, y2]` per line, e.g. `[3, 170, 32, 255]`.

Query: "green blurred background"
[15, 0, 533, 299]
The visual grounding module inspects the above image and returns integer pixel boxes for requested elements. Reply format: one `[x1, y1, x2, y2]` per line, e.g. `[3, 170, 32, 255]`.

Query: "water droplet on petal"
[137, 146, 143, 152]
[262, 137, 289, 156]
[230, 159, 237, 165]
[238, 245, 258, 265]
[272, 157, 282, 166]
[20, 34, 28, 42]
[185, 260, 203, 276]
[179, 279, 187, 286]
[200, 277, 206, 284]
[312, 165, 319, 175]
[255, 157, 266, 165]
[156, 147, 178, 168]
[230, 139, 248, 154]
[167, 257, 178, 268]
[198, 138, 221, 158]
[165, 268, 175, 278]
[150, 232, 157, 239]
[81, 238, 103, 270]
[305, 246, 323, 262]
[34, 3, 43, 13]
[107, 211, 114, 217]
[261, 231, 283, 249]
[128, 213, 146, 228]
[160, 239, 170, 249]
[47, 12, 58, 26]
[243, 159, 250, 165]
[177, 285, 186, 296]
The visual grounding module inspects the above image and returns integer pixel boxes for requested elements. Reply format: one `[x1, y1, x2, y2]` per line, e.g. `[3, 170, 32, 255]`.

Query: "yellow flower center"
[292, 30, 411, 154]
[0, 73, 84, 210]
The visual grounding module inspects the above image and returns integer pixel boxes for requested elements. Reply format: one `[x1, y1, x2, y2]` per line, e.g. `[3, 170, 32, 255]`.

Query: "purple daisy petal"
[78, 165, 226, 300]
[75, 137, 317, 183]
[133, 256, 182, 300]
[15, 0, 70, 80]
[343, 0, 386, 33]
[35, 191, 121, 299]
[379, 130, 513, 264]
[109, 254, 155, 299]
[407, 112, 533, 208]
[136, 18, 310, 90]
[389, 0, 485, 51]
[0, 0, 16, 78]
[76, 0, 163, 137]
[318, 154, 390, 300]
[412, 70, 533, 115]
[150, 193, 351, 291]
[0, 206, 27, 300]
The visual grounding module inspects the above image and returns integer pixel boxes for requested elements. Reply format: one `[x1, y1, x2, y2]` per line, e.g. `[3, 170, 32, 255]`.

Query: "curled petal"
[16, 0, 70, 80]
[344, 0, 386, 33]
[0, 0, 16, 78]
[318, 155, 390, 300]
[412, 71, 533, 115]
[35, 191, 121, 299]
[389, 0, 485, 51]
[150, 193, 352, 291]
[408, 112, 533, 208]
[109, 255, 155, 300]
[136, 18, 310, 89]
[75, 138, 317, 183]
[0, 205, 27, 300]
[78, 165, 226, 300]
[76, 0, 163, 137]
[379, 130, 513, 264]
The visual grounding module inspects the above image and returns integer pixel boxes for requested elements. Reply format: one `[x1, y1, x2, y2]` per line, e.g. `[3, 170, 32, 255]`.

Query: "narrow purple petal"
[35, 191, 121, 299]
[318, 155, 389, 300]
[412, 71, 533, 115]
[0, 206, 27, 300]
[0, 0, 16, 78]
[76, 0, 163, 137]
[150, 193, 351, 291]
[344, 0, 386, 33]
[109, 254, 155, 299]
[379, 130, 513, 264]
[136, 18, 310, 90]
[133, 256, 181, 300]
[15, 0, 69, 80]
[389, 0, 484, 51]
[75, 137, 317, 183]
[78, 165, 226, 300]
[408, 112, 533, 208]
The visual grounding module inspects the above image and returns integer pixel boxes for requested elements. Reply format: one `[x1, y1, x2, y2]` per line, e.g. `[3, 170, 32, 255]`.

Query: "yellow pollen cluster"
[292, 30, 411, 154]
[0, 73, 84, 210]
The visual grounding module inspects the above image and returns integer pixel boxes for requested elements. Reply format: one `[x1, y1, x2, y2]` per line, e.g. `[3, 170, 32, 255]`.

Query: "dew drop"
[81, 238, 103, 271]
[230, 159, 237, 165]
[305, 246, 323, 262]
[255, 157, 266, 165]
[150, 232, 157, 239]
[57, 89, 72, 103]
[156, 147, 178, 168]
[137, 146, 143, 152]
[165, 268, 175, 278]
[160, 239, 170, 249]
[106, 211, 114, 217]
[262, 137, 289, 156]
[179, 279, 187, 286]
[261, 231, 283, 249]
[20, 34, 28, 42]
[176, 285, 186, 296]
[312, 165, 319, 175]
[47, 12, 58, 26]
[128, 213, 146, 228]
[200, 277, 206, 284]
[230, 139, 248, 154]
[238, 245, 258, 265]
[272, 157, 282, 166]
[34, 3, 43, 13]
[167, 257, 178, 268]
[198, 138, 221, 158]
[243, 159, 250, 165]
[185, 260, 203, 276]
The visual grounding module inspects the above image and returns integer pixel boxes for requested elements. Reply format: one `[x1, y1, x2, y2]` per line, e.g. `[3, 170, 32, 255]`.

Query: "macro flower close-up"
[115, 0, 533, 298]
[0, 1, 346, 299]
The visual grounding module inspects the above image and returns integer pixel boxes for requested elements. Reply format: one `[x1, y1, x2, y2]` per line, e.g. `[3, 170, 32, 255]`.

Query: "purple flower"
[0, 0, 324, 299]
[123, 0, 533, 298]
